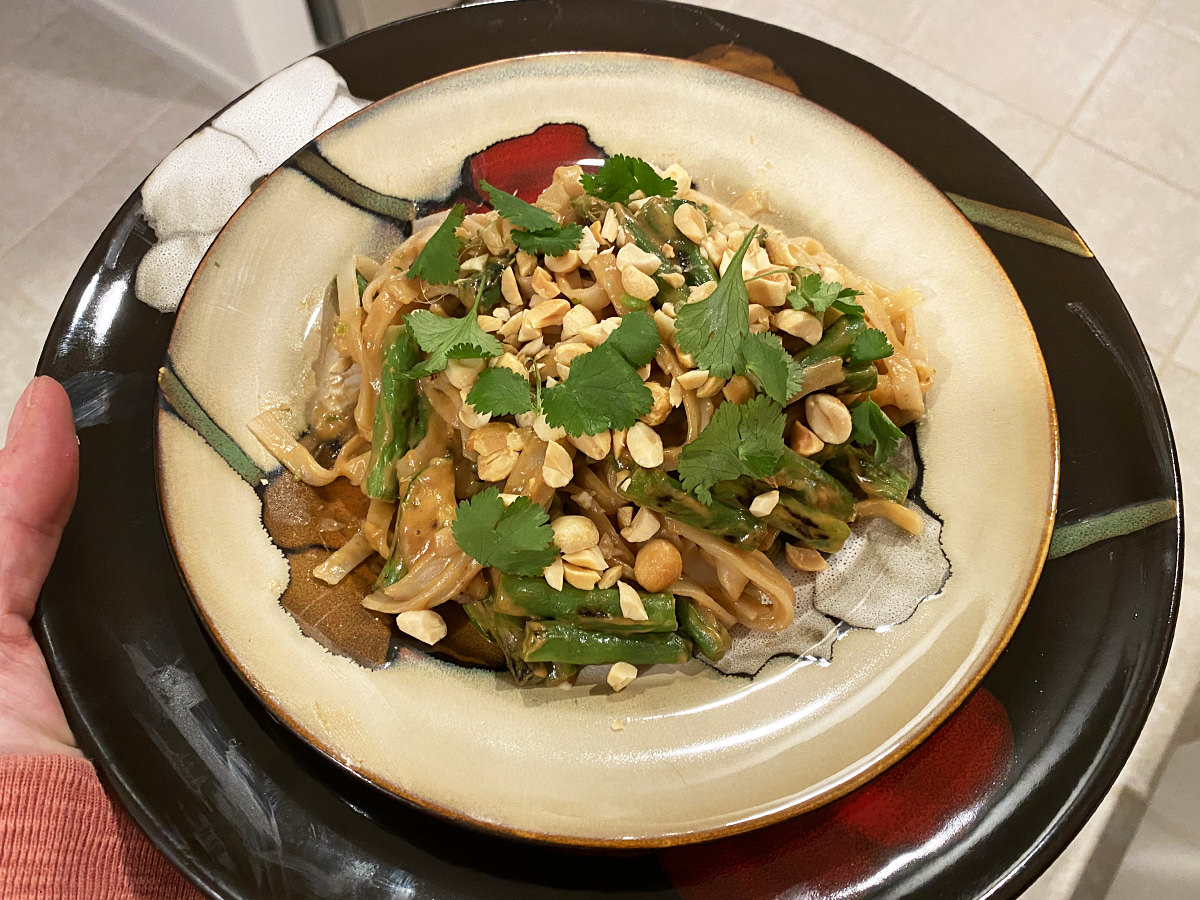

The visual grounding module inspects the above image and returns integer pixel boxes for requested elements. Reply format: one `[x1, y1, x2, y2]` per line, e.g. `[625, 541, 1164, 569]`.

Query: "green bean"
[835, 362, 879, 396]
[468, 598, 546, 685]
[678, 599, 732, 662]
[796, 315, 867, 365]
[571, 194, 610, 222]
[363, 325, 419, 500]
[655, 198, 718, 285]
[712, 480, 851, 554]
[494, 575, 678, 633]
[770, 449, 857, 520]
[611, 204, 689, 307]
[619, 466, 768, 549]
[820, 445, 910, 505]
[545, 662, 580, 686]
[462, 599, 497, 643]
[523, 622, 693, 665]
[374, 554, 406, 591]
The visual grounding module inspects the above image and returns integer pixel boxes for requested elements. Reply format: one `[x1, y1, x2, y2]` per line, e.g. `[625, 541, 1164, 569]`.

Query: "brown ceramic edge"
[153, 49, 1062, 849]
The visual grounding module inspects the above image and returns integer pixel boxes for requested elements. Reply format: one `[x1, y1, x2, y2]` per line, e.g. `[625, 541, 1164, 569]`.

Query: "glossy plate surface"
[35, 1, 1179, 897]
[155, 51, 1055, 846]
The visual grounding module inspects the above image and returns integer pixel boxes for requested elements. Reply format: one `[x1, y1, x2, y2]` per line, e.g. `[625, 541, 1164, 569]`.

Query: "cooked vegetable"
[678, 598, 732, 662]
[494, 574, 677, 633]
[363, 325, 420, 501]
[523, 621, 693, 665]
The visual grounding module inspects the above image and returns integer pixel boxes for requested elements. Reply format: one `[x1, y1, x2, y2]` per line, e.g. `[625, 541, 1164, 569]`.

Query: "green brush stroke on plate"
[1048, 499, 1177, 559]
[292, 148, 416, 223]
[946, 192, 1093, 258]
[158, 366, 265, 487]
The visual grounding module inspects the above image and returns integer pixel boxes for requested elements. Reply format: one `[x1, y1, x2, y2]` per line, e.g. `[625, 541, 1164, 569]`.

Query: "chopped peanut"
[805, 393, 853, 445]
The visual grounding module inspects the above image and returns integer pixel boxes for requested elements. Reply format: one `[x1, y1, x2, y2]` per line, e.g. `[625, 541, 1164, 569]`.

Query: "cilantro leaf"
[406, 203, 466, 285]
[480, 180, 582, 256]
[580, 154, 677, 205]
[847, 328, 894, 366]
[739, 332, 804, 405]
[542, 344, 653, 436]
[850, 399, 904, 464]
[511, 223, 584, 257]
[787, 271, 863, 316]
[604, 311, 660, 367]
[451, 487, 558, 577]
[674, 227, 758, 378]
[466, 366, 534, 417]
[404, 306, 502, 377]
[479, 180, 558, 231]
[677, 396, 787, 504]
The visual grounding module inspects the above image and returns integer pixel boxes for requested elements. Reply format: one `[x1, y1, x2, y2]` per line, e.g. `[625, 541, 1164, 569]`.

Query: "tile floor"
[0, 0, 1196, 897]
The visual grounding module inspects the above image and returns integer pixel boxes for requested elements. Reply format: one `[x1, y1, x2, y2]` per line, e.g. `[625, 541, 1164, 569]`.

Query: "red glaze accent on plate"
[467, 123, 604, 201]
[662, 688, 1013, 899]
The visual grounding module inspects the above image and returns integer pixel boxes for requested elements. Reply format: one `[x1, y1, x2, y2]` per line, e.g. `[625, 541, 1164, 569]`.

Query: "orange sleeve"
[0, 754, 203, 900]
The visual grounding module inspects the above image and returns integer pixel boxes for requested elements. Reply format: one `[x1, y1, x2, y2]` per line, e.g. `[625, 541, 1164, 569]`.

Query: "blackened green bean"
[611, 204, 689, 307]
[619, 466, 768, 549]
[820, 445, 910, 505]
[468, 598, 546, 685]
[641, 197, 718, 286]
[522, 622, 693, 665]
[770, 450, 857, 520]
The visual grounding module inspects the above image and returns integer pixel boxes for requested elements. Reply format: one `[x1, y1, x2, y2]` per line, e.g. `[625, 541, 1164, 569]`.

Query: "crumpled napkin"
[136, 57, 369, 313]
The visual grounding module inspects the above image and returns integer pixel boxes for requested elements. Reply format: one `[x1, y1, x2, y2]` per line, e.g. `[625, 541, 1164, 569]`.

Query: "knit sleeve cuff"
[0, 754, 201, 899]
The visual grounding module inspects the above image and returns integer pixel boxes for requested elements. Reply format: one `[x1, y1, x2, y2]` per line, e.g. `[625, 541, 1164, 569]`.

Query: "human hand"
[0, 376, 81, 757]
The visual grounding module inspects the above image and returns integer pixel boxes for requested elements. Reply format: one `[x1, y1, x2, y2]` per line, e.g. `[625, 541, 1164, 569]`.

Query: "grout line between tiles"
[1063, 129, 1200, 202]
[0, 85, 203, 261]
[1031, 14, 1140, 175]
[1164, 296, 1200, 364]
[886, 49, 1066, 131]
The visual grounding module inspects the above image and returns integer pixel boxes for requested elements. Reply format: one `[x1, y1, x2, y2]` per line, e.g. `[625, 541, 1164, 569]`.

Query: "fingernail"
[5, 377, 43, 444]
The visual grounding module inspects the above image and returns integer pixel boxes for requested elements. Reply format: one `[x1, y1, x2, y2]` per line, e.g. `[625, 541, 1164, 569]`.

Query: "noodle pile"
[248, 161, 934, 689]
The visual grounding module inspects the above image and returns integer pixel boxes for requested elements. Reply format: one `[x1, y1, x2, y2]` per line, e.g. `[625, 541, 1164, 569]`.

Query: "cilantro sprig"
[580, 155, 677, 205]
[541, 312, 659, 436]
[406, 203, 466, 285]
[403, 275, 503, 378]
[674, 228, 758, 378]
[479, 180, 583, 256]
[466, 366, 534, 417]
[850, 398, 904, 464]
[451, 487, 558, 577]
[672, 228, 804, 405]
[787, 271, 863, 316]
[848, 328, 894, 366]
[740, 332, 805, 405]
[677, 396, 788, 505]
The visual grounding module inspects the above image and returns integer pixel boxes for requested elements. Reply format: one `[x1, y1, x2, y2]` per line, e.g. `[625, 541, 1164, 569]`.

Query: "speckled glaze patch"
[155, 52, 1057, 846]
[137, 57, 368, 312]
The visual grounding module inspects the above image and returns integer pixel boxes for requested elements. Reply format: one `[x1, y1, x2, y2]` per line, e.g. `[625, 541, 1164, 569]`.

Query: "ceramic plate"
[35, 1, 1179, 897]
[155, 51, 1056, 846]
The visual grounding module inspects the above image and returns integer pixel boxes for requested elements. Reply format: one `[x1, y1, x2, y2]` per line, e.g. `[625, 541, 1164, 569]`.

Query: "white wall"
[87, 0, 320, 94]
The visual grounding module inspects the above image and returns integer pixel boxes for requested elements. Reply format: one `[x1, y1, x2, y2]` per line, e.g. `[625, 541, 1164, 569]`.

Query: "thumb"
[0, 377, 79, 622]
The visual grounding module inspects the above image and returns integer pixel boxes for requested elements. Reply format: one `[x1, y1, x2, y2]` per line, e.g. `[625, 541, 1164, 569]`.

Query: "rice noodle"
[313, 533, 372, 585]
